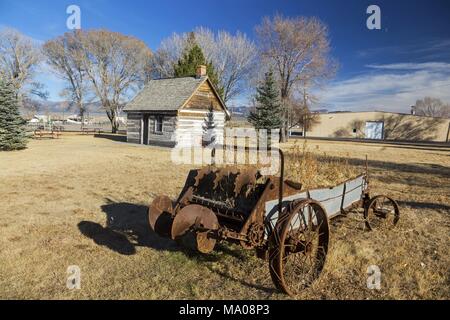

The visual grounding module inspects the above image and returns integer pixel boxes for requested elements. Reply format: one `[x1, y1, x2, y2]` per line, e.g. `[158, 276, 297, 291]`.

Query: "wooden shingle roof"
[124, 76, 214, 112]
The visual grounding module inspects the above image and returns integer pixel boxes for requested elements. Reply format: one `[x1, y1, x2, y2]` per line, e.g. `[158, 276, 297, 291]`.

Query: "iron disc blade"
[171, 204, 218, 253]
[149, 195, 173, 237]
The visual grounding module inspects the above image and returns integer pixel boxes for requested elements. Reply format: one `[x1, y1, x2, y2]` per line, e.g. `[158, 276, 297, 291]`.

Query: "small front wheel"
[364, 195, 400, 231]
[268, 199, 329, 296]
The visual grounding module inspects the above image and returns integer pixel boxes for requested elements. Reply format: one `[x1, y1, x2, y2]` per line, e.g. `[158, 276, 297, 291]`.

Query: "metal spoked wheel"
[268, 199, 329, 296]
[364, 195, 400, 231]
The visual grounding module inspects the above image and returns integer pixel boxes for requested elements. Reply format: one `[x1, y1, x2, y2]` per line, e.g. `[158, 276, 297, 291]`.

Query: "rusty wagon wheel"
[268, 199, 329, 296]
[364, 195, 400, 231]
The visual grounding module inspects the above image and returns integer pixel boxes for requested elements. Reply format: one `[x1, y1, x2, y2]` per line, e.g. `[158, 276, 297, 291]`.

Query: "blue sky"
[1, 0, 450, 112]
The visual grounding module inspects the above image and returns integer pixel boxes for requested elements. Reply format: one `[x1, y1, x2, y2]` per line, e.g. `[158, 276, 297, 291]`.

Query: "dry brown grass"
[285, 140, 360, 189]
[0, 134, 448, 299]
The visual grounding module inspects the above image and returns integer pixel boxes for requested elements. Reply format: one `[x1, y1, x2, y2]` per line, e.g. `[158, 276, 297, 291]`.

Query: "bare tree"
[0, 28, 46, 102]
[195, 27, 257, 103]
[151, 48, 173, 79]
[286, 89, 320, 136]
[152, 28, 257, 102]
[414, 97, 450, 118]
[43, 31, 90, 124]
[80, 30, 152, 133]
[256, 15, 337, 141]
[151, 32, 190, 78]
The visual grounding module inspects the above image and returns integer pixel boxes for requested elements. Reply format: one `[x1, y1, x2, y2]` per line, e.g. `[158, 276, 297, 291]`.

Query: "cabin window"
[154, 116, 163, 133]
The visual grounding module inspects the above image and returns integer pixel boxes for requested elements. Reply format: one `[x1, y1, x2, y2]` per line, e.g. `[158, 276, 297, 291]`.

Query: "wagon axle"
[285, 238, 313, 255]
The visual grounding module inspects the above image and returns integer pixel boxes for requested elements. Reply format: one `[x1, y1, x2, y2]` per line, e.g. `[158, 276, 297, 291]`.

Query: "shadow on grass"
[78, 199, 249, 262]
[93, 133, 127, 142]
[398, 200, 450, 212]
[330, 156, 450, 179]
[78, 199, 178, 255]
[78, 221, 136, 255]
[208, 268, 277, 295]
[77, 200, 283, 294]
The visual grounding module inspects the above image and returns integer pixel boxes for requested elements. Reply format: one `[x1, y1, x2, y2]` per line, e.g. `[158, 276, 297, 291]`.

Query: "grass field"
[0, 134, 449, 299]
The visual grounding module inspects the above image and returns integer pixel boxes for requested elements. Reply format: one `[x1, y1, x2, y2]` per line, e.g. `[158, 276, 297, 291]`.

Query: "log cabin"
[124, 65, 229, 147]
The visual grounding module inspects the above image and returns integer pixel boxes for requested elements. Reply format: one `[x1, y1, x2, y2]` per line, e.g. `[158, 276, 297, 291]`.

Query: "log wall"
[175, 109, 226, 147]
[148, 115, 177, 147]
[126, 113, 141, 144]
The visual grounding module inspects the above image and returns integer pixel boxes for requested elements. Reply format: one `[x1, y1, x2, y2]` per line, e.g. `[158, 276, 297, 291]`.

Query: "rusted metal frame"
[210, 144, 285, 248]
[306, 189, 311, 199]
[210, 210, 244, 223]
[211, 144, 285, 215]
[338, 200, 364, 216]
[365, 155, 369, 184]
[192, 225, 254, 244]
[191, 195, 246, 221]
[217, 228, 249, 242]
[200, 208, 245, 224]
[238, 179, 274, 249]
[333, 176, 370, 217]
[362, 174, 371, 211]
[340, 183, 347, 215]
[364, 155, 371, 201]
[189, 180, 272, 248]
[220, 228, 268, 247]
[173, 187, 194, 214]
[239, 179, 272, 229]
[278, 149, 284, 221]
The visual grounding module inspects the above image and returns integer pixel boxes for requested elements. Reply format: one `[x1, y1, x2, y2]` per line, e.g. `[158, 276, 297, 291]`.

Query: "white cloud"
[356, 39, 450, 61]
[315, 62, 450, 113]
[366, 62, 450, 71]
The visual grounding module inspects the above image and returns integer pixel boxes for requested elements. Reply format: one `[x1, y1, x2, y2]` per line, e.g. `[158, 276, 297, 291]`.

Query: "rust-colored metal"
[233, 167, 259, 196]
[146, 144, 400, 297]
[171, 204, 219, 253]
[364, 195, 400, 231]
[247, 223, 265, 247]
[149, 195, 174, 238]
[268, 199, 329, 296]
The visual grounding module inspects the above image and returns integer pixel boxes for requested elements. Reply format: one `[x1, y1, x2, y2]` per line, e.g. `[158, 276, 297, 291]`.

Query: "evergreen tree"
[248, 70, 282, 130]
[174, 37, 224, 99]
[0, 80, 28, 151]
[202, 103, 216, 147]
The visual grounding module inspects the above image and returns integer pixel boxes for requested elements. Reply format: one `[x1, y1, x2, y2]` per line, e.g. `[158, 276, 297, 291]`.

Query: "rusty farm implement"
[149, 147, 400, 296]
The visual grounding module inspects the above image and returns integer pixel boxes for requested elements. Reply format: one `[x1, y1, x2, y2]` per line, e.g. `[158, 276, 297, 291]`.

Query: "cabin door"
[142, 115, 149, 145]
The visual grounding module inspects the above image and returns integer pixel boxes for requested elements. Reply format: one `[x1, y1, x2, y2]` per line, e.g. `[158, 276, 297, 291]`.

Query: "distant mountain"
[311, 108, 329, 113]
[228, 105, 251, 118]
[229, 105, 329, 117]
[21, 100, 103, 115]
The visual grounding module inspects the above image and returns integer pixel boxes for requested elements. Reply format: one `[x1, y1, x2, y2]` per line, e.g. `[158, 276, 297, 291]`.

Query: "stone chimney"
[196, 65, 207, 78]
[411, 105, 416, 115]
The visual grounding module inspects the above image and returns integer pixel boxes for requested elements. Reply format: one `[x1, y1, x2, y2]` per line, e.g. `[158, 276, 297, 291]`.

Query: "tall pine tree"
[0, 80, 28, 151]
[174, 36, 224, 99]
[248, 70, 282, 130]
